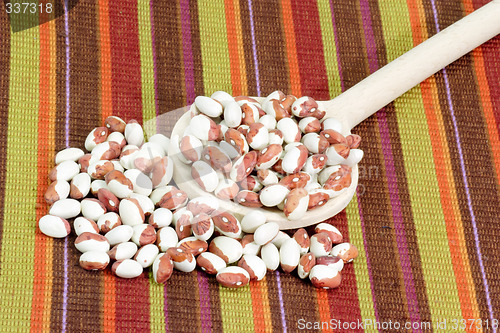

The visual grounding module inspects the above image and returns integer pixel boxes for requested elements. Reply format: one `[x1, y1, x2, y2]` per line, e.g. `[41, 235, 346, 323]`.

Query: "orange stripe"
[102, 271, 116, 333]
[98, 1, 116, 331]
[99, 0, 113, 120]
[425, 78, 480, 332]
[249, 280, 267, 332]
[406, 1, 481, 330]
[316, 290, 333, 333]
[31, 9, 55, 332]
[259, 277, 272, 332]
[224, 0, 242, 95]
[279, 0, 301, 96]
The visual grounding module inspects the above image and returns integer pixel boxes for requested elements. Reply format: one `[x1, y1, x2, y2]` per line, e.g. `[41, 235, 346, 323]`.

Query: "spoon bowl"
[169, 100, 359, 230]
[166, 0, 500, 230]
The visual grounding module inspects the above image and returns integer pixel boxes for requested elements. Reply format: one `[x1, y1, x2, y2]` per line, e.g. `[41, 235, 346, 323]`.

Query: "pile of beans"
[38, 91, 359, 289]
[173, 91, 363, 220]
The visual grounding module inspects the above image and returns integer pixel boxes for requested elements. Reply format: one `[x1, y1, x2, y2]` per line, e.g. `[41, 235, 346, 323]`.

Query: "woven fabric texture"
[0, 0, 499, 332]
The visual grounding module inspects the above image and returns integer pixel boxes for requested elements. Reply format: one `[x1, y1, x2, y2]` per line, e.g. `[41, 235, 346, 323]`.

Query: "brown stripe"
[329, 0, 368, 89]
[252, 0, 289, 96]
[67, 0, 101, 147]
[65, 1, 103, 332]
[354, 119, 412, 326]
[151, 0, 184, 114]
[428, 2, 495, 322]
[54, 0, 68, 154]
[264, 272, 286, 332]
[166, 272, 202, 332]
[384, 104, 433, 325]
[189, 0, 205, 98]
[279, 271, 320, 331]
[237, 0, 257, 96]
[207, 274, 224, 333]
[324, 212, 364, 330]
[368, 0, 433, 325]
[330, 0, 412, 325]
[0, 0, 11, 266]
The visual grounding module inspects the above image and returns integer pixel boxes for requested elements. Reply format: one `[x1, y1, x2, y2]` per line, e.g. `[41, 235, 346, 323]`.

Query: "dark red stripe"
[151, 0, 184, 114]
[252, 0, 290, 96]
[329, 0, 412, 326]
[273, 5, 333, 326]
[238, 0, 257, 96]
[113, 278, 150, 331]
[109, 0, 144, 124]
[109, 1, 150, 330]
[290, 0, 365, 328]
[0, 0, 11, 266]
[290, 0, 329, 100]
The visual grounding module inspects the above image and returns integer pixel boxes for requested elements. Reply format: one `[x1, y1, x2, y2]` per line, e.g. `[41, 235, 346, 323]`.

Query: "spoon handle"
[322, 0, 500, 130]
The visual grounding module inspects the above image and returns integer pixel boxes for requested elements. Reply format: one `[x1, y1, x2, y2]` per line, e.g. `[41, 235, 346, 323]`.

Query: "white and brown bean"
[38, 101, 359, 289]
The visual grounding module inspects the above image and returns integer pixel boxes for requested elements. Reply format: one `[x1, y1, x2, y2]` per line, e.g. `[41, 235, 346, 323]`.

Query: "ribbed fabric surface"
[0, 0, 499, 332]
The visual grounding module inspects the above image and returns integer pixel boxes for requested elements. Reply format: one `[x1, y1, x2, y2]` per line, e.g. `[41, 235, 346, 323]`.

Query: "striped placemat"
[0, 0, 499, 332]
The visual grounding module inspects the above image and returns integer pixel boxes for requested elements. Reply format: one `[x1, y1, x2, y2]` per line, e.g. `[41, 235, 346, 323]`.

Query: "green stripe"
[317, 0, 342, 98]
[219, 285, 255, 332]
[148, 272, 166, 332]
[197, 0, 232, 95]
[377, 1, 463, 327]
[137, 0, 157, 133]
[346, 196, 378, 333]
[0, 27, 39, 330]
[196, 1, 254, 330]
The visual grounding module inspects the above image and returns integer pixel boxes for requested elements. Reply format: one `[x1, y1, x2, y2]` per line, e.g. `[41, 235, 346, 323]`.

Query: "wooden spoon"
[167, 0, 500, 230]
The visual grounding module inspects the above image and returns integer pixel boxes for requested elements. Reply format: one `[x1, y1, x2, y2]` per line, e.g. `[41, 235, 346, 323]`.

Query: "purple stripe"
[197, 271, 212, 333]
[247, 0, 261, 96]
[359, 0, 422, 330]
[62, 1, 70, 331]
[358, 0, 378, 73]
[328, 0, 344, 92]
[149, 0, 160, 132]
[275, 271, 287, 333]
[180, 0, 196, 104]
[64, 0, 70, 149]
[429, 1, 495, 329]
[163, 285, 169, 331]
